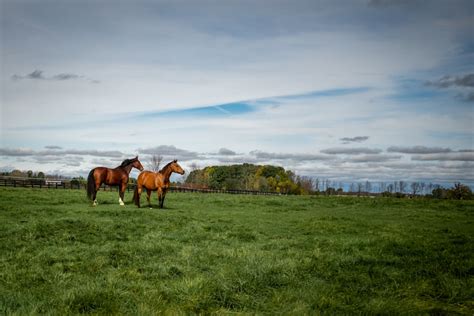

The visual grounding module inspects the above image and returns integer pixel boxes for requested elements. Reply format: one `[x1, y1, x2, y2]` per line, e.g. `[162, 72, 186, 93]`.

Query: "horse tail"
[133, 185, 140, 206]
[87, 169, 96, 200]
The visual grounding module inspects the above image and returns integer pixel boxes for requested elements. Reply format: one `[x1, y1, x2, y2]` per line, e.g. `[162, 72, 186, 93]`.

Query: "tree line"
[184, 164, 472, 199]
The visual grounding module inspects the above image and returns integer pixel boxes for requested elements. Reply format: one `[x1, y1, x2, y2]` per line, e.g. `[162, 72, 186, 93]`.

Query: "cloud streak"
[250, 150, 332, 162]
[340, 136, 369, 144]
[0, 148, 125, 158]
[11, 70, 99, 83]
[426, 73, 474, 102]
[426, 73, 474, 89]
[136, 145, 200, 161]
[218, 148, 237, 156]
[387, 146, 452, 154]
[321, 148, 383, 155]
[411, 152, 474, 162]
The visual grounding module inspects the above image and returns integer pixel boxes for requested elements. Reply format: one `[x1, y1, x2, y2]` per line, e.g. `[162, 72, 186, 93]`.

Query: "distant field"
[0, 187, 473, 314]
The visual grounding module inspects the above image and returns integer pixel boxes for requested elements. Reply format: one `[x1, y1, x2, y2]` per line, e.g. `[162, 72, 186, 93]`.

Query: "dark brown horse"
[133, 160, 185, 208]
[87, 156, 144, 206]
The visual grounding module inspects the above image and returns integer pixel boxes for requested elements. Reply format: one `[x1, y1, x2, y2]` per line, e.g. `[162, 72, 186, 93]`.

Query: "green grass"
[1, 187, 473, 315]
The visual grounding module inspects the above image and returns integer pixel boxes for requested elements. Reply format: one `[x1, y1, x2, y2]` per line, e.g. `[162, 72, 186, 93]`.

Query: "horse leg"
[146, 189, 152, 208]
[119, 183, 126, 206]
[160, 190, 167, 209]
[93, 182, 101, 206]
[157, 188, 163, 209]
[135, 185, 142, 208]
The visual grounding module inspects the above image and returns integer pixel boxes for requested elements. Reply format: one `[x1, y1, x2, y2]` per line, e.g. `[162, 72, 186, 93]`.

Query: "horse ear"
[135, 155, 138, 160]
[173, 159, 177, 163]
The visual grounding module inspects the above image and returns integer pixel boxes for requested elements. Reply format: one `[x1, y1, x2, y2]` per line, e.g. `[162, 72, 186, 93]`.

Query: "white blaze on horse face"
[119, 197, 125, 206]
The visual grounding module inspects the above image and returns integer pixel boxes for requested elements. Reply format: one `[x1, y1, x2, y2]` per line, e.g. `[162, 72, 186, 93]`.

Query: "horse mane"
[120, 157, 137, 168]
[159, 160, 177, 173]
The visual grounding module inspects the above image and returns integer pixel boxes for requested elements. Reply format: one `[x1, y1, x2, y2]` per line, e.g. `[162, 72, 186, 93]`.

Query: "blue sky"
[1, 0, 473, 186]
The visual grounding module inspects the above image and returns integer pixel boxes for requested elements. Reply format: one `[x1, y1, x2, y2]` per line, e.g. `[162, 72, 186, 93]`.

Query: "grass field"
[0, 187, 473, 314]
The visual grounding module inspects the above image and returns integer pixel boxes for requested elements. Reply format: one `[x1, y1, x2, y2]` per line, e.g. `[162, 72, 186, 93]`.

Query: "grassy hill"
[0, 187, 473, 314]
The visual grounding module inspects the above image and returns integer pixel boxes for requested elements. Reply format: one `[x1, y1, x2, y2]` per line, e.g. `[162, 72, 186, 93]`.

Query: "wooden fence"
[0, 177, 283, 196]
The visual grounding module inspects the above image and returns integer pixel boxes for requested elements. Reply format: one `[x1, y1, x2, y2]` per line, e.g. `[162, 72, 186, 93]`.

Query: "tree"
[297, 176, 314, 194]
[349, 183, 356, 192]
[357, 182, 364, 194]
[448, 183, 473, 200]
[410, 182, 421, 196]
[314, 178, 320, 192]
[399, 181, 407, 193]
[365, 181, 372, 193]
[420, 182, 426, 195]
[387, 183, 394, 193]
[432, 187, 447, 199]
[148, 154, 163, 172]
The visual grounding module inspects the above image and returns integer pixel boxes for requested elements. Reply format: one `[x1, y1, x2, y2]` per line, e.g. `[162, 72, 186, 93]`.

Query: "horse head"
[171, 159, 185, 175]
[132, 156, 145, 171]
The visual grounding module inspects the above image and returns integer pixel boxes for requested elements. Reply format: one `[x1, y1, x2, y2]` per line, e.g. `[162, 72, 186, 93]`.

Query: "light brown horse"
[87, 156, 144, 206]
[133, 160, 185, 208]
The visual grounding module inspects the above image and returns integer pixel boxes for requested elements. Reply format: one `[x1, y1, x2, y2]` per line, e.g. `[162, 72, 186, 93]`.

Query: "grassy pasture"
[0, 187, 473, 314]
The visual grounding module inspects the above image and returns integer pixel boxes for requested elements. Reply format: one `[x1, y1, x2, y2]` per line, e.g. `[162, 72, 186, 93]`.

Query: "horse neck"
[120, 164, 134, 175]
[160, 166, 173, 182]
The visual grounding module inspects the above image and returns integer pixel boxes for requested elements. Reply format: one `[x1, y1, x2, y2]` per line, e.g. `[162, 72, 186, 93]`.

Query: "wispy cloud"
[11, 70, 99, 83]
[426, 73, 474, 102]
[340, 136, 369, 144]
[387, 146, 452, 154]
[411, 152, 474, 161]
[250, 150, 332, 162]
[218, 148, 237, 156]
[348, 154, 402, 163]
[136, 145, 200, 161]
[426, 73, 474, 89]
[321, 148, 382, 155]
[0, 148, 124, 158]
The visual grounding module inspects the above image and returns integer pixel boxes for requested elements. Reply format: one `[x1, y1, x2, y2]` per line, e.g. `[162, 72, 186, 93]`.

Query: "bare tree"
[350, 182, 355, 192]
[365, 180, 372, 193]
[148, 154, 163, 172]
[324, 179, 331, 191]
[357, 182, 364, 194]
[393, 181, 399, 192]
[411, 182, 421, 196]
[314, 178, 320, 192]
[420, 182, 426, 195]
[399, 181, 407, 193]
[338, 182, 344, 191]
[298, 176, 314, 193]
[387, 183, 394, 193]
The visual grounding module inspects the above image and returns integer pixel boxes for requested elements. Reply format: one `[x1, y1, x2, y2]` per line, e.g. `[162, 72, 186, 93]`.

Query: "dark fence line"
[0, 177, 284, 196]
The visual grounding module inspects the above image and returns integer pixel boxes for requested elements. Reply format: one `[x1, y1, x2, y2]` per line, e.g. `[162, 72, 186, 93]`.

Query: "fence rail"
[0, 177, 283, 196]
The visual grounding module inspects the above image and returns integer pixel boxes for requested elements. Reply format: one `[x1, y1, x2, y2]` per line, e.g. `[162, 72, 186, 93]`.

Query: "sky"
[1, 0, 473, 187]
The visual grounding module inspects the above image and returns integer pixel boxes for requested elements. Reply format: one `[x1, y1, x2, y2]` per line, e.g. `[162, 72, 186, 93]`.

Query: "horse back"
[94, 167, 126, 186]
[138, 171, 163, 190]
